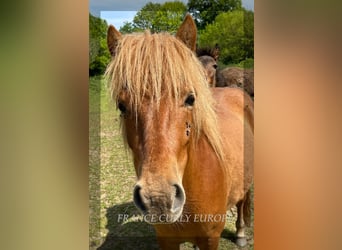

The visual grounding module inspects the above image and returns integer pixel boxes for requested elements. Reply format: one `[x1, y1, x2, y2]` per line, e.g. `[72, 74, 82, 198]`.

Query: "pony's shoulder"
[212, 87, 253, 108]
[211, 87, 254, 131]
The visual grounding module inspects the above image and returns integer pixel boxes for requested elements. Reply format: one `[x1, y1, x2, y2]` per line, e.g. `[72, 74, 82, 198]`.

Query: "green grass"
[89, 76, 254, 249]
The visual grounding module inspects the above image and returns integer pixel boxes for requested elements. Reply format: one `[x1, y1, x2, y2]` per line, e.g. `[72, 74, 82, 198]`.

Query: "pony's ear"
[107, 25, 122, 57]
[212, 44, 220, 61]
[176, 14, 197, 52]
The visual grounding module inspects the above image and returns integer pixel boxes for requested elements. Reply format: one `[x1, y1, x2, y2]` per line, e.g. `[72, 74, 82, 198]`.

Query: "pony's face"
[117, 91, 196, 223]
[198, 55, 218, 87]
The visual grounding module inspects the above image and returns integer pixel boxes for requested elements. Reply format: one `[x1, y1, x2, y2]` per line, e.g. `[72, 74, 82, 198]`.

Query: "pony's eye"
[118, 102, 127, 113]
[213, 64, 218, 69]
[184, 94, 195, 107]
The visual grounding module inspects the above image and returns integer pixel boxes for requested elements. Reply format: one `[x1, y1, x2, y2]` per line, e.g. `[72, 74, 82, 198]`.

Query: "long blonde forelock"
[105, 31, 226, 164]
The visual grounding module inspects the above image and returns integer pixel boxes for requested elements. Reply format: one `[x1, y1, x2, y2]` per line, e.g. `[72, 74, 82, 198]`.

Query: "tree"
[119, 21, 139, 34]
[119, 1, 187, 34]
[187, 0, 242, 30]
[198, 9, 254, 65]
[131, 2, 162, 32]
[153, 1, 188, 33]
[89, 13, 111, 76]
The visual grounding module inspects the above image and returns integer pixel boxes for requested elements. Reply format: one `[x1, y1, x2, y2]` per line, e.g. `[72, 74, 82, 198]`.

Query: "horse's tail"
[243, 189, 252, 227]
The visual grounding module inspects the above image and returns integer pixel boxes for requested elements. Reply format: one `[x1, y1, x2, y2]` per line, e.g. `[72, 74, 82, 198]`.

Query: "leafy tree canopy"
[198, 9, 254, 65]
[120, 1, 187, 34]
[187, 0, 242, 30]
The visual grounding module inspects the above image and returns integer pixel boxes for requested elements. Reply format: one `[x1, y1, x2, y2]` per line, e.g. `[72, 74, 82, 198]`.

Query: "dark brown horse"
[106, 14, 254, 250]
[196, 44, 219, 87]
[216, 67, 254, 98]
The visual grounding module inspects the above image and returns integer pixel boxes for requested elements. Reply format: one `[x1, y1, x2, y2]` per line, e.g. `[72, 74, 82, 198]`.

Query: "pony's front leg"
[235, 190, 252, 247]
[235, 208, 247, 247]
[157, 237, 180, 250]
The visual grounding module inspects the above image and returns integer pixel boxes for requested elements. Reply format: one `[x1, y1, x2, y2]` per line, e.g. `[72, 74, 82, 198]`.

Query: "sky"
[90, 0, 254, 29]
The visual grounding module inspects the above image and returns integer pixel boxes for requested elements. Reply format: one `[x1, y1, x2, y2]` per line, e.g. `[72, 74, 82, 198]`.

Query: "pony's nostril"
[174, 184, 181, 198]
[133, 185, 147, 213]
[172, 184, 185, 211]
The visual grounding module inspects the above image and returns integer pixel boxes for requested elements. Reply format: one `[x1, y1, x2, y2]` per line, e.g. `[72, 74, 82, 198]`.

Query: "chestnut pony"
[106, 14, 254, 250]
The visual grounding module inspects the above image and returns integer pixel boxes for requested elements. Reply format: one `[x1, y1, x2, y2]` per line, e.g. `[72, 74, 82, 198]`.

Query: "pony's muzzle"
[133, 183, 185, 223]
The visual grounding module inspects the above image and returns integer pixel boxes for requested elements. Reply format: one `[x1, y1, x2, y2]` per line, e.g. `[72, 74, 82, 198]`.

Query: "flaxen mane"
[105, 30, 226, 164]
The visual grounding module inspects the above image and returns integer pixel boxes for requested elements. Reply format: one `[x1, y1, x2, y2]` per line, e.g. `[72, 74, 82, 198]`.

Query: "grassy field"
[89, 76, 254, 249]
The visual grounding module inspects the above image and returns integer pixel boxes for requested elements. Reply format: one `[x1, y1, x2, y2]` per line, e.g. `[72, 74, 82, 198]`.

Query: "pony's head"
[198, 55, 217, 87]
[106, 14, 224, 224]
[196, 44, 220, 87]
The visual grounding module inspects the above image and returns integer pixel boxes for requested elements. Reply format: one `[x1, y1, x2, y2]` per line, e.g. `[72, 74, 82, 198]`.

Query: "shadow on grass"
[97, 202, 159, 250]
[220, 227, 236, 242]
[97, 202, 250, 250]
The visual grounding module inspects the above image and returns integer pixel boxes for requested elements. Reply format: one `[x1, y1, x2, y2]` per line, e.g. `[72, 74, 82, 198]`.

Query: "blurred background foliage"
[89, 13, 110, 76]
